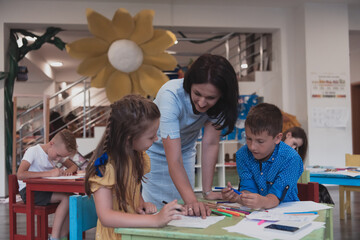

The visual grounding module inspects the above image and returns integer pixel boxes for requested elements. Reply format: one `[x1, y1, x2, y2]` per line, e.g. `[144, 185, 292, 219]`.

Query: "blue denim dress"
[142, 79, 213, 209]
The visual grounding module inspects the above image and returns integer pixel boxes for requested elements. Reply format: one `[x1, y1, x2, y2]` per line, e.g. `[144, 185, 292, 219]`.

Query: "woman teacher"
[142, 54, 239, 218]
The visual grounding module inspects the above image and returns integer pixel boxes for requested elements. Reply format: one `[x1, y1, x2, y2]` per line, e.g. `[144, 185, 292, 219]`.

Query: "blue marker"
[215, 187, 242, 195]
[284, 211, 318, 215]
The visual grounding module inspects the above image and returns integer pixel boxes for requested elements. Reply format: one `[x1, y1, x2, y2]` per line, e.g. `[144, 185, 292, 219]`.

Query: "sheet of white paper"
[42, 175, 84, 179]
[265, 201, 332, 213]
[224, 218, 325, 240]
[217, 202, 252, 211]
[247, 211, 318, 222]
[167, 215, 225, 228]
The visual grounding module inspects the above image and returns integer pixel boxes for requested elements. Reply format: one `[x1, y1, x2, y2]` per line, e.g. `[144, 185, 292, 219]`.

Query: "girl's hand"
[184, 201, 211, 219]
[137, 202, 157, 214]
[155, 200, 185, 227]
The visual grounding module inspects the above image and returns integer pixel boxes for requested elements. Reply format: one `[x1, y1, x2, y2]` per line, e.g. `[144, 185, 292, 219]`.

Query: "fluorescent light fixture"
[49, 61, 63, 67]
[241, 63, 248, 69]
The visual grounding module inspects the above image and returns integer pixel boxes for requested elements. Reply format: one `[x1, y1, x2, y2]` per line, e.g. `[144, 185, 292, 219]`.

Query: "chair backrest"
[297, 182, 319, 202]
[345, 153, 360, 167]
[69, 195, 98, 240]
[8, 174, 20, 205]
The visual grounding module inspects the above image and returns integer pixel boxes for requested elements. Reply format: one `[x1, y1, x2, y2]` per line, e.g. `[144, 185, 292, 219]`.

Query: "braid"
[103, 114, 112, 154]
[85, 94, 160, 212]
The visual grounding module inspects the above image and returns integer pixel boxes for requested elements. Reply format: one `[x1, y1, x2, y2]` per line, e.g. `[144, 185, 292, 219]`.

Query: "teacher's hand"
[185, 201, 211, 219]
[204, 191, 222, 200]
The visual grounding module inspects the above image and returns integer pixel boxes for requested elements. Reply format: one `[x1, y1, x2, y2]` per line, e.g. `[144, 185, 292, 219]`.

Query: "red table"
[23, 178, 85, 240]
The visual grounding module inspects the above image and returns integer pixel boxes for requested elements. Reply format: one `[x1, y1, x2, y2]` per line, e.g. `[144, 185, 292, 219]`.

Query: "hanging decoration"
[66, 8, 177, 103]
[0, 27, 66, 174]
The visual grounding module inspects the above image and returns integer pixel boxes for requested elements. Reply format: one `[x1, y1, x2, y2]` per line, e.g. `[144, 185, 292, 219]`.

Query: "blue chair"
[69, 195, 98, 239]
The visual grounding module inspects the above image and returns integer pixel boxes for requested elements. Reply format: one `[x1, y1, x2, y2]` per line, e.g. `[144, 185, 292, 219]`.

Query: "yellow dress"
[88, 153, 151, 240]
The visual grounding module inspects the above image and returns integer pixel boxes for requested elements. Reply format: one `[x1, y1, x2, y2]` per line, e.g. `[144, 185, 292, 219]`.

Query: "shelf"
[194, 140, 241, 192]
[225, 162, 237, 167]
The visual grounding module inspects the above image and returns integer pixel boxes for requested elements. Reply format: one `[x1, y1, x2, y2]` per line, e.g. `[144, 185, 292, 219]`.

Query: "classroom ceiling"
[16, 26, 237, 83]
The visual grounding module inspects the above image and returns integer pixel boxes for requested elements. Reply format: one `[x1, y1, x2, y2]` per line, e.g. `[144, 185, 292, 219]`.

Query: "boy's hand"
[137, 202, 157, 214]
[221, 182, 240, 202]
[49, 168, 62, 177]
[239, 192, 263, 209]
[62, 169, 74, 176]
[155, 200, 185, 227]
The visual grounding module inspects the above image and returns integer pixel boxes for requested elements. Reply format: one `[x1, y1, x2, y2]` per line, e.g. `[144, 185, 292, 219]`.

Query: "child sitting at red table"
[222, 103, 303, 209]
[17, 129, 78, 240]
[85, 94, 185, 240]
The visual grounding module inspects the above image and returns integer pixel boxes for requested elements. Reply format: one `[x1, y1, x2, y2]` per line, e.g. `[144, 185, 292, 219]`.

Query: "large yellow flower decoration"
[66, 8, 177, 103]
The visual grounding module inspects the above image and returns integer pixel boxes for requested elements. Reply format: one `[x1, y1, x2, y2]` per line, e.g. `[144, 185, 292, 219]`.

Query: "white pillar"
[305, 3, 352, 166]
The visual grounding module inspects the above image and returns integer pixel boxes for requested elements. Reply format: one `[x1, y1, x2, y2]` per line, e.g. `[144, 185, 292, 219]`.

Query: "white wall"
[305, 3, 352, 166]
[14, 81, 55, 107]
[349, 5, 360, 31]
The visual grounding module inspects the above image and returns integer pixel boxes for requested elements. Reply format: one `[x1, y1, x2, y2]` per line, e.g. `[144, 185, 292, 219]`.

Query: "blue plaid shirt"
[236, 141, 303, 202]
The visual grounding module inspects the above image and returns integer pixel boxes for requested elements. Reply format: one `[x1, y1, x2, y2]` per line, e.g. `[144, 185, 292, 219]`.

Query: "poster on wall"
[312, 107, 348, 128]
[310, 72, 346, 98]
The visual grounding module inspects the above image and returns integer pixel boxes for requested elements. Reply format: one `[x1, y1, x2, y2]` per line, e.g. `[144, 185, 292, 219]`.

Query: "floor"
[0, 185, 359, 239]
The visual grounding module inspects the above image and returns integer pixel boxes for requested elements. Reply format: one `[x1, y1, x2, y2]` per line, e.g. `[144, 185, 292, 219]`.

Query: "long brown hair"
[85, 94, 160, 212]
[183, 54, 239, 135]
[282, 127, 308, 161]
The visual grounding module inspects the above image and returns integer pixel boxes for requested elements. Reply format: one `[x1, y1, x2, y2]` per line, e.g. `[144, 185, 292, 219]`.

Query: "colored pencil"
[216, 208, 243, 217]
[284, 211, 318, 215]
[215, 187, 242, 195]
[224, 208, 251, 215]
[211, 209, 232, 217]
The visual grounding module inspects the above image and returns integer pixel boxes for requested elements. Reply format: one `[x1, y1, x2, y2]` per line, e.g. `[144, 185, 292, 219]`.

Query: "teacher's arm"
[163, 136, 210, 218]
[201, 121, 222, 200]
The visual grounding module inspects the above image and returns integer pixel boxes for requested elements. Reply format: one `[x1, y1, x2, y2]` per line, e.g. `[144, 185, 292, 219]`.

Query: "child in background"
[282, 126, 308, 163]
[222, 103, 303, 209]
[85, 95, 185, 240]
[282, 126, 334, 204]
[17, 129, 78, 240]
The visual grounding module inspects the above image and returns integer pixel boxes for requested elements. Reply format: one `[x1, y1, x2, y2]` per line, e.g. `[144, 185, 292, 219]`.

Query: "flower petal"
[105, 71, 132, 103]
[129, 72, 146, 96]
[66, 38, 109, 59]
[137, 64, 168, 97]
[141, 30, 176, 55]
[112, 8, 134, 39]
[91, 64, 116, 88]
[129, 10, 154, 45]
[86, 8, 118, 43]
[77, 53, 109, 77]
[143, 53, 177, 71]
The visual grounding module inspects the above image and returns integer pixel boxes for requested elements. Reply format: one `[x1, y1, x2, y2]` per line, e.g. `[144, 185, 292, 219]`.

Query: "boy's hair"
[85, 94, 160, 212]
[245, 103, 283, 137]
[282, 127, 308, 161]
[52, 129, 77, 154]
[183, 53, 239, 135]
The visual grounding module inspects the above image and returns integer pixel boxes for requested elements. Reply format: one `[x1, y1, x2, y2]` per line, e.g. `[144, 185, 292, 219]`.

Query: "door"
[351, 83, 360, 154]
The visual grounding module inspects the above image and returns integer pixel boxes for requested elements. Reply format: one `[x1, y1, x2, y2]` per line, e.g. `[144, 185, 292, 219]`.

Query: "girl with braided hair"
[85, 94, 184, 240]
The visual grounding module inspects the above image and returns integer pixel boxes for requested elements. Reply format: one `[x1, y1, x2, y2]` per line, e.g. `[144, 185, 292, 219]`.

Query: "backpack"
[319, 184, 334, 205]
